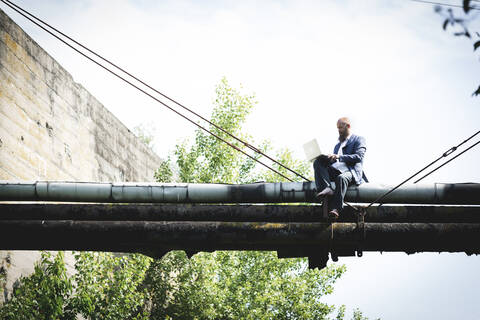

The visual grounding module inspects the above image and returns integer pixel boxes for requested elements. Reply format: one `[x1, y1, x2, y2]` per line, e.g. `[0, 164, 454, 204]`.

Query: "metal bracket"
[308, 249, 329, 270]
[356, 209, 367, 257]
[331, 251, 339, 262]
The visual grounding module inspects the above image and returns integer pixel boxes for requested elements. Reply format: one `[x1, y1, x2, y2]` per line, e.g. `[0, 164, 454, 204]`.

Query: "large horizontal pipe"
[0, 220, 479, 254]
[1, 204, 480, 223]
[1, 181, 479, 204]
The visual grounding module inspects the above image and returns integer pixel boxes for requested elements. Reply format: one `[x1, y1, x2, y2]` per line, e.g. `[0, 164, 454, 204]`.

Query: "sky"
[2, 0, 480, 318]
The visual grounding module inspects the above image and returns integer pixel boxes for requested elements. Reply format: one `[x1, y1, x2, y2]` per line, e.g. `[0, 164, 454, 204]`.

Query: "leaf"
[443, 19, 449, 31]
[472, 85, 480, 97]
[474, 41, 480, 51]
[463, 0, 471, 13]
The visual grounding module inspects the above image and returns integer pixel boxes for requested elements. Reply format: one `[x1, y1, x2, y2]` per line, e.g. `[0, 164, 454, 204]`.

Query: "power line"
[0, 0, 295, 182]
[409, 0, 480, 11]
[366, 130, 480, 209]
[1, 0, 310, 182]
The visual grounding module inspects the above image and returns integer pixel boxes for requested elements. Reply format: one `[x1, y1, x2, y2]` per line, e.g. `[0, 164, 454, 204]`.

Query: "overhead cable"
[1, 0, 310, 182]
[366, 129, 480, 209]
[0, 0, 295, 182]
[409, 0, 480, 11]
[413, 139, 480, 183]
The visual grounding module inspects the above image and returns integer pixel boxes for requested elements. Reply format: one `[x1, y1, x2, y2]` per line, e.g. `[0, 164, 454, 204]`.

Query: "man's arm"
[339, 136, 366, 164]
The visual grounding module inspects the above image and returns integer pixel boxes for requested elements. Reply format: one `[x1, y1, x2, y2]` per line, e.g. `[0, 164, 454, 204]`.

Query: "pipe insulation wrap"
[111, 183, 188, 202]
[0, 181, 479, 204]
[38, 182, 113, 201]
[188, 184, 230, 202]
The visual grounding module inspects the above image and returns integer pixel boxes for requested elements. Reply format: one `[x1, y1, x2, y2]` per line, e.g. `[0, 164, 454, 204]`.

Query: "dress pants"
[313, 157, 353, 211]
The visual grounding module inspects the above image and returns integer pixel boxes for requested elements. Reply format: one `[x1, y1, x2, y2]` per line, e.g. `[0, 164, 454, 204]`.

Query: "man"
[313, 117, 367, 219]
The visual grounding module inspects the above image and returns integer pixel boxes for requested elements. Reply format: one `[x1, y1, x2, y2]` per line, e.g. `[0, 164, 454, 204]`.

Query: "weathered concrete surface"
[0, 8, 162, 302]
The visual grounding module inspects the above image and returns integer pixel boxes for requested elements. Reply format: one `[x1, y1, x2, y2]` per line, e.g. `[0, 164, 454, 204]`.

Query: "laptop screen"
[303, 139, 322, 162]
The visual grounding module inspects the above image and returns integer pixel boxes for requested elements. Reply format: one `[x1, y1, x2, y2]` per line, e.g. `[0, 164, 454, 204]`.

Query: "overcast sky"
[2, 0, 480, 319]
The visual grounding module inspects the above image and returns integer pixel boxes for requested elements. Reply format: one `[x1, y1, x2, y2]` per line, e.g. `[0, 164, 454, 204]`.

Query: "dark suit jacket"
[333, 134, 368, 185]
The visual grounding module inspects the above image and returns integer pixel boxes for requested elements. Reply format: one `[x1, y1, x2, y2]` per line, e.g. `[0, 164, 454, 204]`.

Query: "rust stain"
[3, 33, 17, 52]
[253, 223, 287, 229]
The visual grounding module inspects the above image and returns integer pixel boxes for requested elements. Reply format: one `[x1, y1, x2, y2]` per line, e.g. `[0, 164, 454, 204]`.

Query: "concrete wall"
[0, 8, 162, 302]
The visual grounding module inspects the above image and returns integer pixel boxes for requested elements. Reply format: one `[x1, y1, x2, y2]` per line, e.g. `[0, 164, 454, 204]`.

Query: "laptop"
[303, 139, 323, 162]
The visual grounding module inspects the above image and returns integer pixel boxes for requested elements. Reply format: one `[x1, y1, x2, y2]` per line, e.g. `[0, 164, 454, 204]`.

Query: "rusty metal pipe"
[1, 204, 479, 223]
[1, 220, 480, 254]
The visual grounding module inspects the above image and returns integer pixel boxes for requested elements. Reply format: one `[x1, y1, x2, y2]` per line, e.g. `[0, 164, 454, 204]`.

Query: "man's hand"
[328, 154, 339, 162]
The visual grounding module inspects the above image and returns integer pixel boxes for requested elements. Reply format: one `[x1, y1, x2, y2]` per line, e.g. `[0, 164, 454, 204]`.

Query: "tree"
[435, 0, 480, 96]
[133, 122, 156, 149]
[0, 252, 73, 320]
[68, 252, 150, 320]
[146, 250, 345, 320]
[165, 78, 310, 184]
[146, 77, 363, 319]
[0, 252, 151, 320]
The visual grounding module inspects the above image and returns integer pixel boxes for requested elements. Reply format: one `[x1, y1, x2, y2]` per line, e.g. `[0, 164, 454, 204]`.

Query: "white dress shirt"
[331, 134, 351, 173]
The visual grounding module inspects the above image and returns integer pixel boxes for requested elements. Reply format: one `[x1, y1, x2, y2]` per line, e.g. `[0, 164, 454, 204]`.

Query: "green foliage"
[336, 305, 347, 320]
[261, 147, 313, 183]
[352, 308, 381, 320]
[145, 251, 218, 319]
[174, 77, 260, 184]
[133, 123, 156, 149]
[0, 265, 6, 296]
[211, 251, 343, 320]
[0, 252, 152, 320]
[145, 250, 346, 320]
[0, 252, 73, 320]
[170, 77, 311, 184]
[154, 157, 174, 183]
[69, 252, 151, 320]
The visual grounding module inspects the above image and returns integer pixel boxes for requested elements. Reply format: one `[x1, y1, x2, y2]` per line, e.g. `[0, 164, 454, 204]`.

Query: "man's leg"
[331, 171, 353, 211]
[313, 157, 333, 192]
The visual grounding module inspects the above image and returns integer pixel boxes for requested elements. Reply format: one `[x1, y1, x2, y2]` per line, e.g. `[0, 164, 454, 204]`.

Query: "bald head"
[338, 117, 351, 126]
[337, 117, 351, 141]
